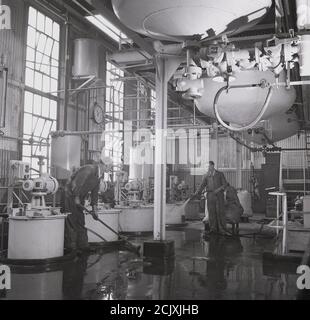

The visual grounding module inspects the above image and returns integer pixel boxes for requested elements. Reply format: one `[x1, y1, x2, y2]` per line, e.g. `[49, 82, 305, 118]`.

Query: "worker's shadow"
[199, 235, 243, 291]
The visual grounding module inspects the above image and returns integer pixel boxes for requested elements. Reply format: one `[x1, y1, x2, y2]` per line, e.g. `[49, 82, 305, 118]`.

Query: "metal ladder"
[306, 131, 310, 172]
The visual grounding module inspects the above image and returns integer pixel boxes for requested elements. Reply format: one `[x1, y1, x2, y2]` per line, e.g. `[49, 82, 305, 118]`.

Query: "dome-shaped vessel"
[112, 0, 272, 41]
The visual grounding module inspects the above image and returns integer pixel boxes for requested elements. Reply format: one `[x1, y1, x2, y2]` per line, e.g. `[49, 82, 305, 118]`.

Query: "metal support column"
[236, 140, 242, 189]
[154, 55, 182, 241]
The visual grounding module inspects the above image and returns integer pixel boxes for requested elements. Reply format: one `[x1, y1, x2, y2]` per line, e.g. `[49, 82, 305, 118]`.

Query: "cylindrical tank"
[195, 71, 296, 126]
[51, 135, 81, 180]
[72, 38, 100, 77]
[118, 205, 154, 233]
[237, 190, 253, 217]
[85, 209, 120, 242]
[8, 216, 66, 260]
[112, 0, 272, 41]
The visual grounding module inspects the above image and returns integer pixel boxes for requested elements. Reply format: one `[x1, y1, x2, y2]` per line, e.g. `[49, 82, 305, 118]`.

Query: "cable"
[213, 83, 274, 132]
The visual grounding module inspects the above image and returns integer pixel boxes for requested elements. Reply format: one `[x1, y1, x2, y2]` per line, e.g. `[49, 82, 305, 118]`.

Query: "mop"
[82, 206, 141, 255]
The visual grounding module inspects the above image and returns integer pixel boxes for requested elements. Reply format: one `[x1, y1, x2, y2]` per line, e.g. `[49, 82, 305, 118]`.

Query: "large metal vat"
[85, 209, 120, 242]
[195, 71, 296, 126]
[51, 135, 81, 179]
[112, 0, 272, 41]
[8, 215, 66, 260]
[118, 205, 154, 233]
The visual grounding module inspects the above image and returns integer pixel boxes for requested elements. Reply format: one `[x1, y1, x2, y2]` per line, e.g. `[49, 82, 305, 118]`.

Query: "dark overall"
[197, 170, 228, 234]
[63, 165, 100, 250]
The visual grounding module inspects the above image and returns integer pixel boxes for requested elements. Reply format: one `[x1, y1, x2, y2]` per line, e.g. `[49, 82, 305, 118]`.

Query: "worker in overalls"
[193, 161, 228, 235]
[63, 157, 113, 252]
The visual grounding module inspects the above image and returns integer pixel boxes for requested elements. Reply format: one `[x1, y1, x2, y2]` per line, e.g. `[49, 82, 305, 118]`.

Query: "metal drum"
[8, 215, 66, 260]
[85, 209, 121, 242]
[72, 38, 100, 77]
[118, 205, 154, 233]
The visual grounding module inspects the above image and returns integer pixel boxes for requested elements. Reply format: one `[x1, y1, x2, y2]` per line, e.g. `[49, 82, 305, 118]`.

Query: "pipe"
[63, 17, 70, 131]
[213, 83, 274, 132]
[0, 66, 8, 128]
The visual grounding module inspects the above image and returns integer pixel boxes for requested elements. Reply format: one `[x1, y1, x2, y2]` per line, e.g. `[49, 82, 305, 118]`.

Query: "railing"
[267, 192, 288, 255]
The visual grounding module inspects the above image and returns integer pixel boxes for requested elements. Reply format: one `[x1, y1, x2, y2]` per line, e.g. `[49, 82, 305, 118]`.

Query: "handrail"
[267, 192, 288, 255]
[213, 82, 274, 132]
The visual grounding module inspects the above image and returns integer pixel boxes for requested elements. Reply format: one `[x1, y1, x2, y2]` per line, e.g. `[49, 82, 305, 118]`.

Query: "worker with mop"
[63, 155, 113, 252]
[192, 161, 228, 236]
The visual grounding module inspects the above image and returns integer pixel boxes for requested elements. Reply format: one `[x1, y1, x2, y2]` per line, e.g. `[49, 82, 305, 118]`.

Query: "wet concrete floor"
[0, 223, 305, 300]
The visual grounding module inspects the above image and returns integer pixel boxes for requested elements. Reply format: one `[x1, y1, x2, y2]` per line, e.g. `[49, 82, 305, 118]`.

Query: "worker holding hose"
[63, 156, 113, 253]
[192, 161, 228, 236]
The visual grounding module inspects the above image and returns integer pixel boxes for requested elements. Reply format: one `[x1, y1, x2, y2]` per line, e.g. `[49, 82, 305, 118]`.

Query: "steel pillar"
[153, 55, 182, 241]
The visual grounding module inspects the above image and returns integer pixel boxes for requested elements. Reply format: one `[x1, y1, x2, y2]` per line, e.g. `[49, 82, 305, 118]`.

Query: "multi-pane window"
[23, 7, 60, 174]
[25, 7, 59, 95]
[105, 62, 124, 168]
[150, 89, 156, 121]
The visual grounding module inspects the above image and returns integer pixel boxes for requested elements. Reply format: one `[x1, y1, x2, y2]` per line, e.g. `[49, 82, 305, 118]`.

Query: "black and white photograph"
[0, 0, 310, 306]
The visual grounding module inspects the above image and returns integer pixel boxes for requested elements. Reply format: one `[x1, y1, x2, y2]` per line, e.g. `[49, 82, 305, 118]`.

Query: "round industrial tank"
[85, 209, 120, 242]
[112, 0, 272, 41]
[118, 205, 154, 233]
[8, 216, 66, 260]
[237, 190, 253, 217]
[195, 71, 296, 126]
[242, 112, 300, 145]
[72, 38, 100, 77]
[51, 135, 81, 180]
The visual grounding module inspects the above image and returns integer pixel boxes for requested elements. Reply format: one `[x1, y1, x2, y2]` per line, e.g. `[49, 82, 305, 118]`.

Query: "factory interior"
[1, 0, 310, 301]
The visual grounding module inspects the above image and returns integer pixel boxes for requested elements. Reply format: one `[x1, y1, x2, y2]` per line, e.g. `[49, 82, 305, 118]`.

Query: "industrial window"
[22, 6, 60, 174]
[150, 89, 156, 121]
[104, 62, 124, 167]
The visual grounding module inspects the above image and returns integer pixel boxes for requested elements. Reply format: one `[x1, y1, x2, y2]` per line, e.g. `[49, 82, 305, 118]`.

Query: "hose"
[213, 82, 274, 132]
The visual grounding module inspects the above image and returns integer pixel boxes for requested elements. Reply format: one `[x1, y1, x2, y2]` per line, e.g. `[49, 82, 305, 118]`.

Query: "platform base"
[143, 240, 175, 259]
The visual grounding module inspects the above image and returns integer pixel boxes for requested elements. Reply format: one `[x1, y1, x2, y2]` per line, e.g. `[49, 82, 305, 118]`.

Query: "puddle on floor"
[0, 228, 304, 300]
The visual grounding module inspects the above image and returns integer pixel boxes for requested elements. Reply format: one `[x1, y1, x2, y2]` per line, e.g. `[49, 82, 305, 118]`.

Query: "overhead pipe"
[213, 82, 274, 132]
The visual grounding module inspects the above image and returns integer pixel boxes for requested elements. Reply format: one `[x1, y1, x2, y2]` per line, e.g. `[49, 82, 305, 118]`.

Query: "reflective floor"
[0, 223, 305, 300]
